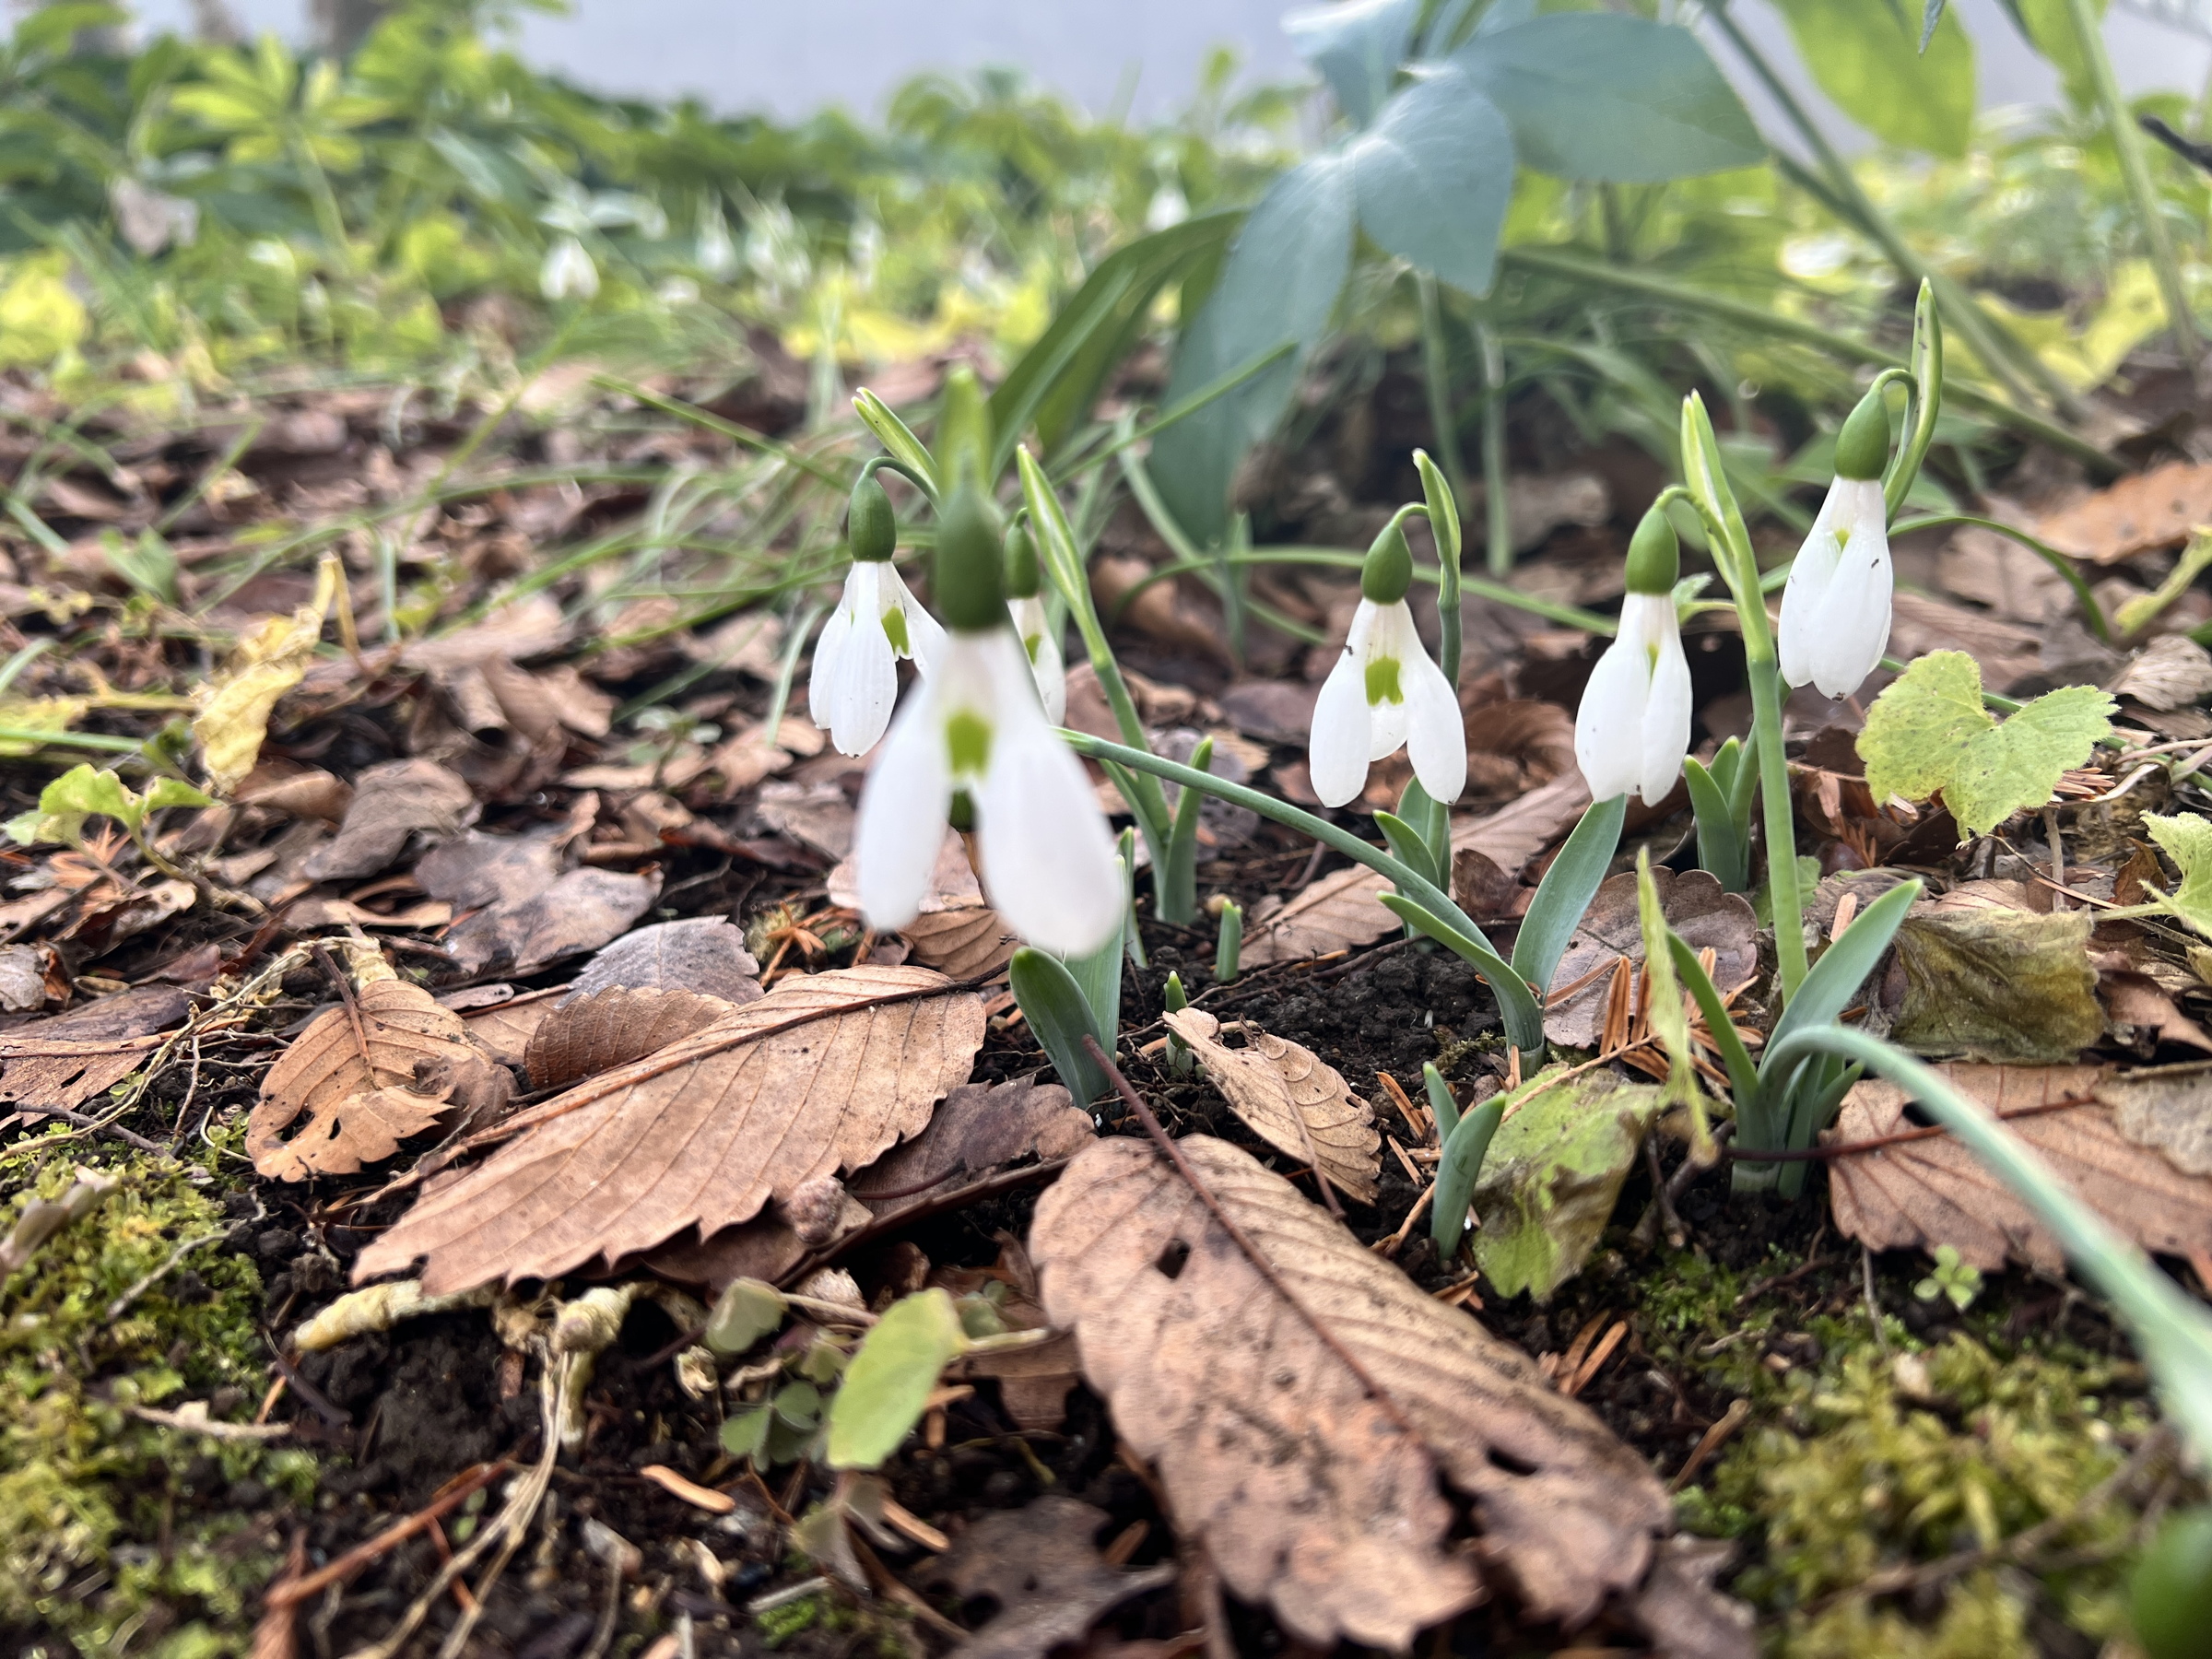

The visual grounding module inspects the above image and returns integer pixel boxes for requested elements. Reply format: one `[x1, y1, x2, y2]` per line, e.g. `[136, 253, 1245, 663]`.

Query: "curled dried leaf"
[524, 987, 736, 1091]
[1160, 1008, 1379, 1203]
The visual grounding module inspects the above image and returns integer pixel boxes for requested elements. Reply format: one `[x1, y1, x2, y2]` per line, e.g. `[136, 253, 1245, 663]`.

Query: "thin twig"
[266, 1461, 509, 1607]
[107, 1230, 226, 1322]
[1080, 1034, 1421, 1441]
[312, 941, 377, 1083]
[20, 1105, 168, 1154]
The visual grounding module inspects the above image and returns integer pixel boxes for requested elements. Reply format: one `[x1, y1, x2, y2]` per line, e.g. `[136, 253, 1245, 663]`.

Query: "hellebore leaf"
[1285, 0, 1419, 127]
[1771, 0, 1976, 158]
[1858, 651, 2113, 838]
[1471, 1072, 1660, 1298]
[2143, 813, 2212, 939]
[827, 1288, 966, 1470]
[1347, 63, 1513, 296]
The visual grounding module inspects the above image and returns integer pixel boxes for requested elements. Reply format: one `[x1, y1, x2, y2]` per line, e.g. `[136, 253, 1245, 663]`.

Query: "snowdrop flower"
[1004, 518, 1065, 724]
[1309, 520, 1464, 809]
[539, 235, 598, 301]
[809, 469, 947, 756]
[1779, 388, 1894, 700]
[1576, 507, 1692, 807]
[855, 480, 1121, 956]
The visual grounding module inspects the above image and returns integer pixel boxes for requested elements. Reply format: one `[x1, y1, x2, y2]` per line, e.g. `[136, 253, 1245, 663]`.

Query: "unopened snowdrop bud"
[1779, 386, 1893, 700]
[1309, 517, 1464, 809]
[1003, 518, 1065, 723]
[806, 467, 947, 756]
[1575, 506, 1691, 807]
[540, 236, 598, 301]
[853, 480, 1120, 956]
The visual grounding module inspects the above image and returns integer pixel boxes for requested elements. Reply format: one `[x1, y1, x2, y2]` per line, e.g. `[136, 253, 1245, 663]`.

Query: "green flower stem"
[1478, 324, 1512, 578]
[1496, 249, 2118, 477]
[1058, 729, 1546, 1056]
[2061, 0, 2201, 369]
[1763, 1026, 2212, 1462]
[1416, 276, 1467, 516]
[1891, 514, 2111, 641]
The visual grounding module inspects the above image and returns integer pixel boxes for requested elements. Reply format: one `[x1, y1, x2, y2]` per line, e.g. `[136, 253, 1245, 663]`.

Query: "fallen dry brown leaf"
[2037, 459, 2212, 564]
[442, 867, 662, 975]
[850, 1075, 1093, 1216]
[455, 987, 560, 1068]
[931, 1494, 1176, 1659]
[2100, 1064, 2212, 1175]
[1241, 771, 1590, 967]
[1030, 1134, 1677, 1648]
[249, 979, 512, 1181]
[566, 916, 760, 1004]
[524, 986, 735, 1091]
[1547, 869, 1756, 1050]
[354, 964, 984, 1293]
[1825, 1064, 2212, 1271]
[0, 984, 189, 1115]
[300, 759, 476, 882]
[1160, 1008, 1380, 1203]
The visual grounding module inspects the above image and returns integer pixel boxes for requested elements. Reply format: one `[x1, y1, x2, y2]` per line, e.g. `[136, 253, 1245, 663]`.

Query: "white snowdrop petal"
[883, 567, 948, 673]
[1808, 500, 1892, 699]
[1637, 611, 1694, 806]
[1402, 641, 1465, 806]
[853, 680, 953, 932]
[1308, 648, 1372, 808]
[1778, 477, 1853, 690]
[1009, 595, 1066, 723]
[1574, 633, 1652, 804]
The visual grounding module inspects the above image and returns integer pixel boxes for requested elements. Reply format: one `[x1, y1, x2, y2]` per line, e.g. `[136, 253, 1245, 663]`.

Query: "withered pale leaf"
[354, 964, 985, 1294]
[2098, 1064, 2212, 1175]
[899, 904, 1016, 979]
[851, 1075, 1093, 1217]
[1030, 1135, 1674, 1648]
[458, 987, 560, 1068]
[1547, 869, 1756, 1050]
[0, 985, 189, 1112]
[933, 1495, 1175, 1659]
[250, 980, 510, 1181]
[1160, 1008, 1379, 1203]
[567, 917, 760, 1005]
[1892, 909, 2102, 1064]
[524, 986, 735, 1091]
[300, 759, 476, 882]
[2037, 460, 2212, 564]
[1826, 1064, 2212, 1271]
[442, 867, 661, 975]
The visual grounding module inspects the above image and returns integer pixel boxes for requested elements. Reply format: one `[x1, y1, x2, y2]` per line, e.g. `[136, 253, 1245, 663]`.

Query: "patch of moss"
[757, 1592, 823, 1648]
[1693, 1333, 2147, 1657]
[0, 1133, 316, 1656]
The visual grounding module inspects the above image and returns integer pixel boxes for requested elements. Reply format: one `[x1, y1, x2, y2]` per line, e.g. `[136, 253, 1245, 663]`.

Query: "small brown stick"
[310, 941, 376, 1085]
[1561, 1320, 1629, 1399]
[1374, 1070, 1430, 1140]
[1372, 1183, 1436, 1258]
[106, 1230, 226, 1321]
[23, 1105, 167, 1154]
[265, 1461, 509, 1607]
[2043, 806, 2067, 912]
[1668, 1398, 1751, 1491]
[1082, 1034, 1422, 1441]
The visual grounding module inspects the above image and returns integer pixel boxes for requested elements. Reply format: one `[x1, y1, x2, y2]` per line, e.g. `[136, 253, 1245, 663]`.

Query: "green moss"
[757, 1593, 823, 1648]
[0, 1134, 314, 1655]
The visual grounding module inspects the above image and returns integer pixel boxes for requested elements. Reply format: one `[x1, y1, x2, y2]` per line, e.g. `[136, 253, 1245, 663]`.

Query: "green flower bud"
[1622, 504, 1680, 595]
[1360, 519, 1413, 605]
[1005, 517, 1041, 599]
[847, 471, 897, 563]
[1834, 385, 1893, 482]
[934, 480, 1006, 633]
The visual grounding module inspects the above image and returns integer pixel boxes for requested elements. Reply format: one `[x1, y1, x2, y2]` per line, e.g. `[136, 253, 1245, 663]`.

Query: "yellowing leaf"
[827, 1288, 964, 1470]
[194, 554, 338, 793]
[1858, 651, 2112, 838]
[0, 252, 88, 369]
[2144, 813, 2212, 939]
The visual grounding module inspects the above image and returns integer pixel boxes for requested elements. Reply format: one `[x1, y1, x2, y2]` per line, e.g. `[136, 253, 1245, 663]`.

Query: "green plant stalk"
[1892, 514, 2110, 641]
[2061, 0, 2201, 367]
[1705, 3, 2072, 415]
[1764, 1026, 2212, 1462]
[1060, 730, 1546, 1057]
[1496, 249, 2118, 477]
[1416, 276, 1466, 514]
[1478, 324, 1512, 577]
[1680, 403, 1807, 1000]
[1416, 448, 1465, 688]
[1884, 282, 1944, 524]
[1159, 737, 1213, 928]
[1049, 340, 1294, 484]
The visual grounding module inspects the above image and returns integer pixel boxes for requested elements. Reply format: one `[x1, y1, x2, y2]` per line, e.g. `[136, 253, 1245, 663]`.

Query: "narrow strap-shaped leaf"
[1009, 946, 1109, 1104]
[1373, 809, 1441, 889]
[1422, 1060, 1459, 1138]
[1768, 877, 1922, 1057]
[1430, 1095, 1504, 1259]
[1510, 793, 1626, 994]
[1065, 854, 1129, 1046]
[1682, 758, 1747, 893]
[853, 391, 938, 498]
[1395, 776, 1452, 882]
[1161, 739, 1214, 924]
[1776, 1056, 1861, 1198]
[1665, 933, 1762, 1124]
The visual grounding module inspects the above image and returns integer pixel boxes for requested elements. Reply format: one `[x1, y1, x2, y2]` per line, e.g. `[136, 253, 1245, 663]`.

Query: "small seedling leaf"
[704, 1277, 788, 1357]
[827, 1288, 965, 1470]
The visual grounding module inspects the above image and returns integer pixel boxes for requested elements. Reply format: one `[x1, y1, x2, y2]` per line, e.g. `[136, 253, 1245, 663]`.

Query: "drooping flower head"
[1779, 385, 1894, 701]
[1575, 505, 1692, 807]
[1309, 516, 1465, 810]
[1004, 514, 1065, 724]
[853, 477, 1121, 957]
[809, 464, 947, 756]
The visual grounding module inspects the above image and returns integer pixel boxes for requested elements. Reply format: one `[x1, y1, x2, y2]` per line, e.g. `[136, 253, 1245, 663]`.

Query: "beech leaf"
[1858, 651, 2113, 837]
[353, 965, 984, 1294]
[1160, 1008, 1381, 1202]
[933, 1496, 1178, 1659]
[1030, 1134, 1685, 1647]
[524, 986, 736, 1091]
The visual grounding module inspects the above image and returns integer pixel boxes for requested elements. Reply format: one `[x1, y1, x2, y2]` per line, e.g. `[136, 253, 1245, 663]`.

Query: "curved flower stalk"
[1575, 506, 1691, 807]
[1779, 389, 1893, 700]
[809, 466, 947, 756]
[854, 479, 1121, 957]
[1310, 518, 1464, 810]
[1004, 517, 1065, 724]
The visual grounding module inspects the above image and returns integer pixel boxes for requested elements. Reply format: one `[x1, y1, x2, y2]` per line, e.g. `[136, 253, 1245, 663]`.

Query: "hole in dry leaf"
[1486, 1444, 1538, 1477]
[1154, 1239, 1191, 1280]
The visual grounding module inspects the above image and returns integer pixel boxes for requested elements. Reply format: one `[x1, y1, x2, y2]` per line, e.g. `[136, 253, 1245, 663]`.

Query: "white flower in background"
[539, 235, 598, 301]
[1004, 520, 1065, 724]
[1576, 509, 1691, 806]
[854, 485, 1121, 956]
[1309, 524, 1464, 809]
[1779, 389, 1894, 700]
[808, 471, 946, 756]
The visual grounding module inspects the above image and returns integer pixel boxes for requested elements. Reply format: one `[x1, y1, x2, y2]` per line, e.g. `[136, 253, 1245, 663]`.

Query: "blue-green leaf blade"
[1348, 65, 1513, 296]
[1510, 793, 1626, 995]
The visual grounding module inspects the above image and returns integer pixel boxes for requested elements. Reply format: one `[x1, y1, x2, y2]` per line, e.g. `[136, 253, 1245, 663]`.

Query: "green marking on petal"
[1023, 631, 1043, 665]
[945, 711, 993, 774]
[1365, 656, 1404, 708]
[880, 605, 912, 657]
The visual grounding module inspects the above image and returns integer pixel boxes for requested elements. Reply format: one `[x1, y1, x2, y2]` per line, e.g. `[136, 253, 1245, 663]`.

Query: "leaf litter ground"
[2, 350, 2209, 1659]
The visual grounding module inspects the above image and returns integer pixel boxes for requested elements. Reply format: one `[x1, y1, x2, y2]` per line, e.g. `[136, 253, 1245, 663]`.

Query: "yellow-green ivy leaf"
[2144, 813, 2212, 939]
[1859, 650, 2112, 838]
[825, 1288, 964, 1471]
